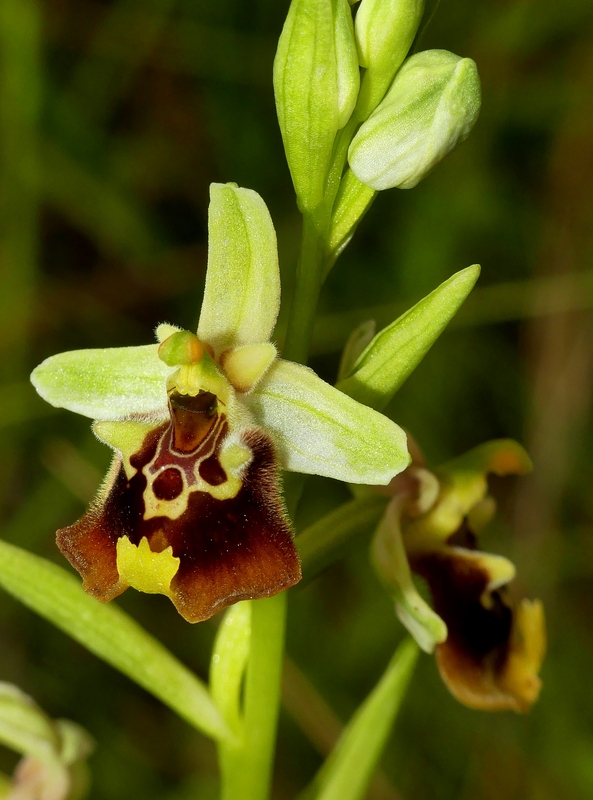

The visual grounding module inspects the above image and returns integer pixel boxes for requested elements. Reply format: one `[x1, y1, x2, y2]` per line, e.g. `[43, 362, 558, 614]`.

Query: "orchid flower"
[31, 183, 409, 623]
[372, 438, 546, 712]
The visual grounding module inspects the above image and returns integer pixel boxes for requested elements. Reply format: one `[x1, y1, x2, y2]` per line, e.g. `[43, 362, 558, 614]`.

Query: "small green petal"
[31, 345, 170, 420]
[198, 184, 280, 354]
[336, 265, 480, 410]
[155, 322, 182, 343]
[246, 359, 410, 484]
[439, 438, 533, 482]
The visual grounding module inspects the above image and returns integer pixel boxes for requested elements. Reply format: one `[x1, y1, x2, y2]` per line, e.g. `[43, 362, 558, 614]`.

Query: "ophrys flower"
[32, 183, 410, 623]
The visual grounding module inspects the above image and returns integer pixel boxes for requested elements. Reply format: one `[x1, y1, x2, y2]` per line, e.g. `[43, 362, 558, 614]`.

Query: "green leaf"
[0, 540, 231, 743]
[336, 265, 480, 410]
[31, 344, 170, 420]
[305, 638, 418, 800]
[198, 183, 280, 354]
[297, 494, 387, 580]
[246, 359, 410, 484]
[273, 0, 340, 211]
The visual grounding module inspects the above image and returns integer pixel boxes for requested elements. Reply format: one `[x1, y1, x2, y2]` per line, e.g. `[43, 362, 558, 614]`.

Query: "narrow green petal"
[198, 183, 280, 354]
[246, 359, 410, 484]
[31, 344, 170, 420]
[336, 265, 480, 410]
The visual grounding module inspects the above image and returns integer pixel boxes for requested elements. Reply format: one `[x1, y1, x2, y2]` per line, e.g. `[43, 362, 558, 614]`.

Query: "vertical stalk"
[219, 594, 287, 800]
[282, 212, 327, 365]
[241, 593, 287, 800]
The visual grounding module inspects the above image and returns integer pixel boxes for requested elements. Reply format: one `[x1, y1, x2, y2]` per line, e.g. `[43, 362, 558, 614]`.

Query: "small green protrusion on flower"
[348, 49, 481, 191]
[355, 0, 425, 118]
[274, 0, 360, 211]
[158, 331, 205, 366]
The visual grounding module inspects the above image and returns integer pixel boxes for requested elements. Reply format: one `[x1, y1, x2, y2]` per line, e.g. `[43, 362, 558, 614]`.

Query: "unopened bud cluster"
[274, 0, 482, 221]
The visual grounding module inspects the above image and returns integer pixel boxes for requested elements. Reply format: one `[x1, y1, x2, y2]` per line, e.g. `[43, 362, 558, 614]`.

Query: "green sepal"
[198, 183, 280, 354]
[371, 499, 447, 653]
[404, 439, 532, 553]
[31, 344, 170, 420]
[273, 0, 340, 211]
[439, 438, 533, 482]
[355, 0, 425, 118]
[246, 358, 410, 484]
[336, 265, 480, 410]
[349, 49, 481, 190]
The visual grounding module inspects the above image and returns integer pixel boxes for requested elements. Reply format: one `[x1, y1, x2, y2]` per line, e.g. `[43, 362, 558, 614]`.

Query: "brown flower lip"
[378, 439, 546, 712]
[57, 390, 301, 623]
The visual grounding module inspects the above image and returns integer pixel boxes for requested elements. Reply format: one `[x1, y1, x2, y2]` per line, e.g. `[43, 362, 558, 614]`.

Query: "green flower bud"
[334, 0, 361, 128]
[274, 0, 360, 211]
[355, 0, 425, 117]
[348, 50, 481, 190]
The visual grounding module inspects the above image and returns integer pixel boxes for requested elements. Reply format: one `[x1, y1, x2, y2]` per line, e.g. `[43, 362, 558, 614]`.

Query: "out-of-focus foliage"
[0, 0, 592, 798]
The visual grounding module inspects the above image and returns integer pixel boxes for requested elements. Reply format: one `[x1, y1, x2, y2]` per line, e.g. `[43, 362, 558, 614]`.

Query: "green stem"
[223, 101, 367, 800]
[283, 110, 366, 366]
[220, 594, 287, 800]
[282, 212, 327, 365]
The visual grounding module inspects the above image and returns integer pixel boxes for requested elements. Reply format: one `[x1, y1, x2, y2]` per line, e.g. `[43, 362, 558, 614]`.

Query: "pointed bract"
[337, 265, 480, 410]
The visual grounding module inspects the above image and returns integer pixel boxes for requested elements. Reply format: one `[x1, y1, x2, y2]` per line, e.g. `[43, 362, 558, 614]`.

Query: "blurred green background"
[1, 0, 592, 797]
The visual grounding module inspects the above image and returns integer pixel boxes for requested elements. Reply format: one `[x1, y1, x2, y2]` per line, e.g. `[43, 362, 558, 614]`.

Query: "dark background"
[1, 0, 592, 797]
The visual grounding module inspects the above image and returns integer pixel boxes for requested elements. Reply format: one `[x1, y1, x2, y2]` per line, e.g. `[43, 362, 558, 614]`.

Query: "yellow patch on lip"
[116, 536, 180, 596]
